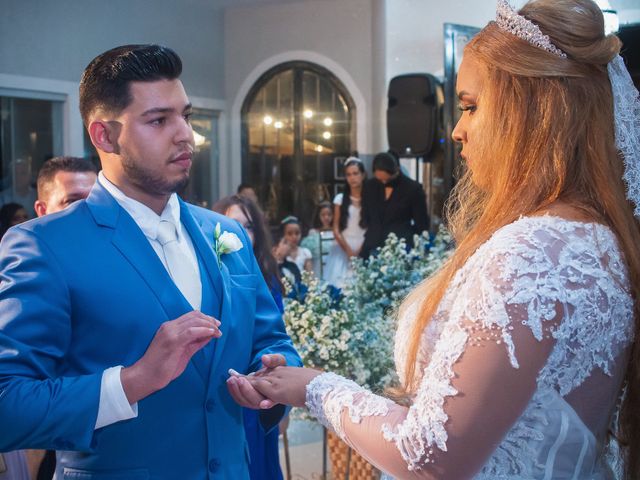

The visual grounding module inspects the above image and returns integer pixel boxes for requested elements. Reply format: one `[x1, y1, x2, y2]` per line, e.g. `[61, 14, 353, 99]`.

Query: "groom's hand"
[226, 354, 286, 409]
[121, 311, 221, 404]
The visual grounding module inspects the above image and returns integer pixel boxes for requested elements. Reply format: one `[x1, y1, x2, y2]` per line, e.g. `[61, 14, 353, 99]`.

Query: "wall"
[0, 0, 225, 99]
[0, 0, 226, 158]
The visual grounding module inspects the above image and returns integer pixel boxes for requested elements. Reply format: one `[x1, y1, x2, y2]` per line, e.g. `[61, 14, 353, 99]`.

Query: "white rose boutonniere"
[213, 222, 243, 267]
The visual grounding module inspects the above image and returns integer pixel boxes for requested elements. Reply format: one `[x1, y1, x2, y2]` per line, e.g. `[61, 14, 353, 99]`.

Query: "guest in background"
[0, 202, 29, 239]
[281, 215, 312, 272]
[1, 158, 37, 217]
[34, 156, 98, 217]
[213, 194, 285, 480]
[237, 183, 259, 206]
[359, 151, 429, 259]
[212, 194, 284, 310]
[301, 201, 335, 279]
[325, 157, 366, 288]
[272, 234, 302, 292]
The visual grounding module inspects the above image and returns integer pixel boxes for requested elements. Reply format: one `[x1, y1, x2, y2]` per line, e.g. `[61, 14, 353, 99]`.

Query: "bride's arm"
[304, 307, 557, 479]
[248, 228, 591, 478]
[249, 288, 559, 478]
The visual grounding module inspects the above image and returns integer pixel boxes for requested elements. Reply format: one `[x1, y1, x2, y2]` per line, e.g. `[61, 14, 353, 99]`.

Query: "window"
[0, 93, 64, 217]
[181, 108, 219, 208]
[242, 61, 355, 228]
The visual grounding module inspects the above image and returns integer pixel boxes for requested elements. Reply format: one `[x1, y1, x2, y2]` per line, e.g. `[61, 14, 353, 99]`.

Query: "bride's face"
[452, 54, 486, 185]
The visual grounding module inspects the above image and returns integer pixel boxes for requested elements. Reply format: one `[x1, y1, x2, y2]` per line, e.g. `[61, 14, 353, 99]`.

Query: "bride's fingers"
[259, 398, 276, 409]
[247, 376, 274, 392]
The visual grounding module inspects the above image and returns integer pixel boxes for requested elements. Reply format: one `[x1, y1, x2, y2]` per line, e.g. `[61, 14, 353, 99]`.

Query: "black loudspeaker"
[387, 73, 438, 157]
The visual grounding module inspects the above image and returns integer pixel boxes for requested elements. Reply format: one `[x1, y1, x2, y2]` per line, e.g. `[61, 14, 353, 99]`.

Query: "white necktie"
[156, 220, 202, 310]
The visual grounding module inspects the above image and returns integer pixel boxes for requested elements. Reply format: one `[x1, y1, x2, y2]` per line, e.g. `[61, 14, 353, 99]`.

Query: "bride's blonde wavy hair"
[396, 0, 640, 475]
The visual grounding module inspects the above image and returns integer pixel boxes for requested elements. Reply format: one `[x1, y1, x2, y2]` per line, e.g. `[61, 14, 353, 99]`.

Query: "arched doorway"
[241, 61, 356, 229]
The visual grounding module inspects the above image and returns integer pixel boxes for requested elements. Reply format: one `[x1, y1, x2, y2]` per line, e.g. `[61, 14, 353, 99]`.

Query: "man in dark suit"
[359, 151, 429, 259]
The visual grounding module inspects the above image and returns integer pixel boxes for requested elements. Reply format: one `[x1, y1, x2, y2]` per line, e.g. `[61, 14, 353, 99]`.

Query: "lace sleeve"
[304, 218, 633, 479]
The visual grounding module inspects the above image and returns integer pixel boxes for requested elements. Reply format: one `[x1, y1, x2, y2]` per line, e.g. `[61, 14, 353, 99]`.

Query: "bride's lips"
[171, 152, 192, 169]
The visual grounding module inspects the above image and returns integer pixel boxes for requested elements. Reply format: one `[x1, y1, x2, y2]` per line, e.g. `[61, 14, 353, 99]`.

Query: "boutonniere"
[213, 222, 243, 267]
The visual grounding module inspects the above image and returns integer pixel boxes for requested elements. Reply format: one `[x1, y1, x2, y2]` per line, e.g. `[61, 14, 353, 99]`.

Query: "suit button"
[209, 458, 221, 472]
[205, 399, 216, 412]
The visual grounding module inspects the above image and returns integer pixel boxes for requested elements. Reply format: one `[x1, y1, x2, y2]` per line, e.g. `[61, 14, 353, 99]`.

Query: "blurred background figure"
[1, 158, 37, 218]
[212, 194, 286, 480]
[301, 201, 335, 280]
[280, 215, 312, 273]
[0, 202, 29, 239]
[212, 194, 284, 308]
[360, 151, 429, 259]
[28, 156, 98, 479]
[272, 234, 302, 293]
[325, 156, 366, 288]
[34, 156, 98, 217]
[236, 183, 259, 207]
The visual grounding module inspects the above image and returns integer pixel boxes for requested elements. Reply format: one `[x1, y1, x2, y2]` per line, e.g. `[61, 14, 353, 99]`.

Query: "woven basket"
[327, 430, 381, 480]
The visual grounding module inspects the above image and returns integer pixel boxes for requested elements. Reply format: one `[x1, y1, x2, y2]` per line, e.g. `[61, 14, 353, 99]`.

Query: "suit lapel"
[86, 183, 212, 382]
[211, 261, 232, 377]
[180, 203, 232, 377]
[179, 203, 223, 299]
[87, 183, 192, 324]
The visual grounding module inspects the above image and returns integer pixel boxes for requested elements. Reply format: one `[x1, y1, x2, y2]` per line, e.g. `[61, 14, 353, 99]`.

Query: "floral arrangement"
[283, 226, 453, 397]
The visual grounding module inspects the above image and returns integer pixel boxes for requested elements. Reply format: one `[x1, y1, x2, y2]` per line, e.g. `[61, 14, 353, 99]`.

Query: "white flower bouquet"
[284, 227, 454, 398]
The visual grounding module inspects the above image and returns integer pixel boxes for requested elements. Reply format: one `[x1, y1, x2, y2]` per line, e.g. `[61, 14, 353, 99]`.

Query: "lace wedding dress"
[306, 216, 634, 479]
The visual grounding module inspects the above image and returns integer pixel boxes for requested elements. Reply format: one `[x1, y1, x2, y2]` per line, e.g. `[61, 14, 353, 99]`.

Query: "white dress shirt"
[94, 172, 202, 429]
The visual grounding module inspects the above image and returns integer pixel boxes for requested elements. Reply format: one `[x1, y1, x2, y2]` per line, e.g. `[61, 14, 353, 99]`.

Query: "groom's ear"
[88, 119, 121, 155]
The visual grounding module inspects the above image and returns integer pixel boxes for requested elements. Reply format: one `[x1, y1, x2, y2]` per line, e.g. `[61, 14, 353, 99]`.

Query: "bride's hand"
[247, 367, 322, 408]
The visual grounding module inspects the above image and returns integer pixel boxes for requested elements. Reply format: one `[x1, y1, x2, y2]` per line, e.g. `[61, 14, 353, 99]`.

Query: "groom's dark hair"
[79, 44, 182, 127]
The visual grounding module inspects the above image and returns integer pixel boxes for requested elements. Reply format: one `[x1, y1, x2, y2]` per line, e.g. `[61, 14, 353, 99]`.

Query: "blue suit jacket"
[0, 183, 301, 480]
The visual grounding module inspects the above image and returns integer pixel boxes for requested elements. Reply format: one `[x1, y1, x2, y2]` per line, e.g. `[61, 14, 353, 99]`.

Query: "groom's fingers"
[261, 353, 286, 369]
[174, 311, 220, 328]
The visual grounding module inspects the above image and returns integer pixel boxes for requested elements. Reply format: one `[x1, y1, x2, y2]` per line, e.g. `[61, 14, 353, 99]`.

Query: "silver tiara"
[496, 0, 567, 58]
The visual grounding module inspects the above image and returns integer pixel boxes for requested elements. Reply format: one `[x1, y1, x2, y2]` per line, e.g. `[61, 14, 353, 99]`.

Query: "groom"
[0, 44, 300, 479]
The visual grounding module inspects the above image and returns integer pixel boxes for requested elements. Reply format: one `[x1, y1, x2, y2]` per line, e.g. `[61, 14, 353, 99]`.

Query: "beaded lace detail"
[306, 372, 392, 438]
[609, 55, 640, 218]
[305, 216, 634, 474]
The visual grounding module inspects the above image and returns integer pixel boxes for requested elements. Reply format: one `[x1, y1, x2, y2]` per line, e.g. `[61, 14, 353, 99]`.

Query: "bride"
[228, 0, 640, 477]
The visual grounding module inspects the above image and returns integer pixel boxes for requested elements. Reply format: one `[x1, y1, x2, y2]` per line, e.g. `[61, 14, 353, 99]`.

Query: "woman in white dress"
[237, 0, 640, 477]
[325, 157, 366, 288]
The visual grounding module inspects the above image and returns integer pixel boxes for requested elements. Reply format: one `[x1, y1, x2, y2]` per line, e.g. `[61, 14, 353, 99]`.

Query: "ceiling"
[213, 0, 313, 7]
[208, 0, 638, 24]
[212, 0, 638, 11]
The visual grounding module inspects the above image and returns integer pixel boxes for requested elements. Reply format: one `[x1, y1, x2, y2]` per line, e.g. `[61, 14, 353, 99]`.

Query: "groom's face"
[107, 79, 195, 197]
